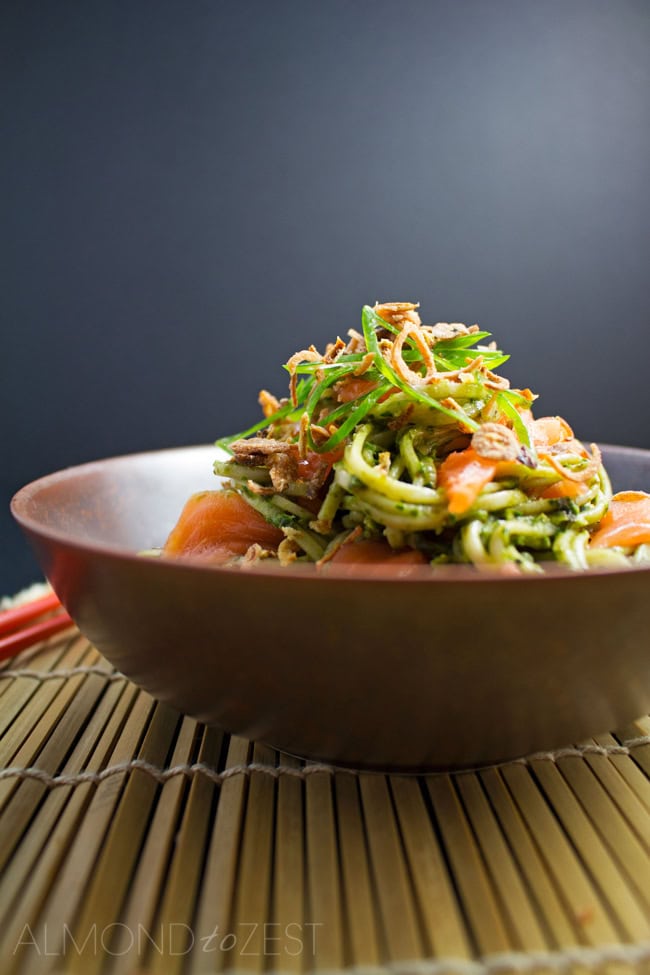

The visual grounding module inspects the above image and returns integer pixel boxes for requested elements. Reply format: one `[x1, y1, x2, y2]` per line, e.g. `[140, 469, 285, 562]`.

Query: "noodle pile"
[209, 303, 650, 572]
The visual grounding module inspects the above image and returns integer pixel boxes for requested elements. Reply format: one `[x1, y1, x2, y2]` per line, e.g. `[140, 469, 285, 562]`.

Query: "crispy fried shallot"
[258, 389, 281, 418]
[285, 347, 321, 405]
[315, 525, 363, 567]
[345, 328, 366, 354]
[277, 536, 300, 566]
[353, 352, 375, 376]
[482, 369, 510, 390]
[324, 337, 346, 362]
[246, 479, 276, 496]
[543, 443, 602, 483]
[472, 422, 520, 462]
[439, 398, 476, 434]
[390, 324, 437, 386]
[229, 437, 298, 461]
[241, 543, 274, 567]
[374, 301, 421, 329]
[422, 322, 474, 343]
[230, 437, 300, 493]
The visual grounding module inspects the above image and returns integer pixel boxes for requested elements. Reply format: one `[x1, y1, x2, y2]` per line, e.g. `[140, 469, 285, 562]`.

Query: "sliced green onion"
[437, 331, 492, 349]
[496, 391, 533, 451]
[361, 306, 480, 431]
[289, 353, 366, 374]
[215, 378, 313, 451]
[302, 364, 355, 423]
[309, 383, 391, 453]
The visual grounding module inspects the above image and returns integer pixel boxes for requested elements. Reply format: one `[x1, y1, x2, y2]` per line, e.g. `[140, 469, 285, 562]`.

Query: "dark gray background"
[3, 0, 649, 595]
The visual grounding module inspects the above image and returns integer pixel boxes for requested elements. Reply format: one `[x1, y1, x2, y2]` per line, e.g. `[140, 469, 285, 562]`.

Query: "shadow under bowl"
[11, 443, 650, 771]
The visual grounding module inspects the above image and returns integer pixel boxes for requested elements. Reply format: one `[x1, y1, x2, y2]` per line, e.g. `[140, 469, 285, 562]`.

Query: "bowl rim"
[11, 441, 650, 587]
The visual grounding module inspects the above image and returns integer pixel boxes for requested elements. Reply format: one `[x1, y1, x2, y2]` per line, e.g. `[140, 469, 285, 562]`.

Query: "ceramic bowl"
[11, 443, 650, 770]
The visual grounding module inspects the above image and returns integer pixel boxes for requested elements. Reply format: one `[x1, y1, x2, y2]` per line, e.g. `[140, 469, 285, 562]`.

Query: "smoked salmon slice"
[163, 490, 284, 561]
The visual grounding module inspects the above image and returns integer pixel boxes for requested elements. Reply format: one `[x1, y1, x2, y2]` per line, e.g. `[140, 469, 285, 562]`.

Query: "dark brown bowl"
[11, 443, 650, 771]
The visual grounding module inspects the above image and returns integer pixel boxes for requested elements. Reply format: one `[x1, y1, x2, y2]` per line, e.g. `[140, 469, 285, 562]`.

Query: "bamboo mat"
[1, 628, 650, 975]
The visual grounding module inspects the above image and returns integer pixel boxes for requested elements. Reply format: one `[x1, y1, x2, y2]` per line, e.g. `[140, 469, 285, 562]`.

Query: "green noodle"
[209, 303, 649, 572]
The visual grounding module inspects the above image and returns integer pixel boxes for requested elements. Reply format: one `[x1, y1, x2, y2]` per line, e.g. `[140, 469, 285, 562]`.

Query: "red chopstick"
[0, 592, 62, 635]
[0, 592, 74, 662]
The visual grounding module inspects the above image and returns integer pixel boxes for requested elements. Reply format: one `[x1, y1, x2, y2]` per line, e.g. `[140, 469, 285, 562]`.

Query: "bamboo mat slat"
[426, 773, 513, 957]
[335, 771, 383, 966]
[193, 734, 251, 974]
[304, 765, 345, 969]
[110, 714, 200, 973]
[271, 751, 306, 974]
[360, 773, 423, 960]
[590, 734, 650, 823]
[146, 724, 224, 975]
[1, 630, 650, 975]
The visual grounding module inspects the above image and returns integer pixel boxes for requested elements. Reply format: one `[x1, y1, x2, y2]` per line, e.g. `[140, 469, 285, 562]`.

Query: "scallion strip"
[496, 391, 533, 451]
[302, 364, 355, 422]
[289, 354, 366, 374]
[215, 378, 313, 451]
[361, 306, 480, 431]
[437, 331, 492, 349]
[309, 383, 391, 453]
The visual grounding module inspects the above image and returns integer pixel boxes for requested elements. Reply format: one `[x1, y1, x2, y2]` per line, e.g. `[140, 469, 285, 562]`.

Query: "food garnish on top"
[163, 302, 650, 572]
